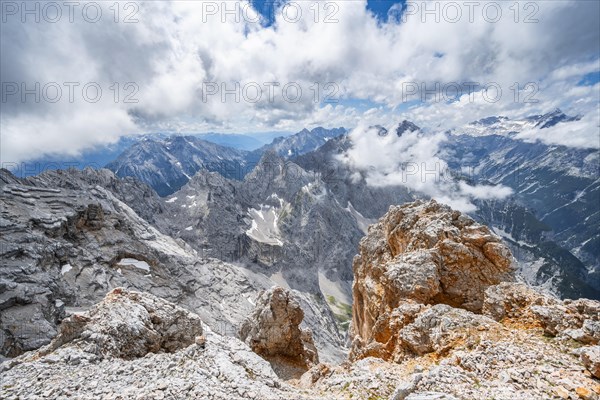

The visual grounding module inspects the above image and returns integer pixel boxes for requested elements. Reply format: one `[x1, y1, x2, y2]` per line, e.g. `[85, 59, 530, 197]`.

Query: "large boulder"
[37, 288, 204, 359]
[239, 287, 318, 370]
[350, 200, 515, 361]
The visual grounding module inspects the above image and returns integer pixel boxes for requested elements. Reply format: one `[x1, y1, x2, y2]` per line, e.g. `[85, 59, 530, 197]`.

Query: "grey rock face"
[0, 168, 272, 358]
[293, 134, 415, 220]
[155, 152, 361, 357]
[239, 287, 318, 369]
[0, 164, 349, 364]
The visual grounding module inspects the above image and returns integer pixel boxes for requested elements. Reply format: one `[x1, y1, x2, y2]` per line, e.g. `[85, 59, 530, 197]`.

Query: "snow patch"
[245, 205, 283, 246]
[117, 258, 151, 272]
[61, 264, 72, 275]
[165, 197, 178, 203]
[492, 227, 534, 248]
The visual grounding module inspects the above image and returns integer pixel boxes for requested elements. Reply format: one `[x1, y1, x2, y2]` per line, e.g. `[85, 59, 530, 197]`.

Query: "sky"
[1, 0, 599, 164]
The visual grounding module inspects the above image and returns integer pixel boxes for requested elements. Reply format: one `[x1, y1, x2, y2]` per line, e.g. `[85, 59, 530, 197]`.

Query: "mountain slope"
[106, 136, 248, 196]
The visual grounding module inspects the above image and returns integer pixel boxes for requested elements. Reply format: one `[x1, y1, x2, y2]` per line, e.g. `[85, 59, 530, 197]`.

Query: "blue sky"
[251, 0, 406, 25]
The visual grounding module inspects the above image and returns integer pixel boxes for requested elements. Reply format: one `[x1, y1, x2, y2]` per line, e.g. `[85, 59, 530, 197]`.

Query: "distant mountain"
[395, 120, 420, 136]
[106, 136, 248, 196]
[533, 108, 582, 129]
[106, 127, 347, 196]
[249, 127, 347, 161]
[443, 132, 599, 297]
[449, 108, 582, 137]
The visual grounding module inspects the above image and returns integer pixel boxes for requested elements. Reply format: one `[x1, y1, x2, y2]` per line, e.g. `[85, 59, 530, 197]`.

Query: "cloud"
[515, 108, 600, 149]
[337, 124, 513, 212]
[1, 0, 599, 162]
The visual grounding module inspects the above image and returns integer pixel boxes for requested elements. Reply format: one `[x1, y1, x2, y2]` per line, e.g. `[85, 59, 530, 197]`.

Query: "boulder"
[239, 286, 318, 369]
[39, 288, 203, 359]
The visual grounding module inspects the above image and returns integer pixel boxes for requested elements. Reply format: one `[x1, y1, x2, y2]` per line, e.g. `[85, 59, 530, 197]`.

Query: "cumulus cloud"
[1, 0, 599, 163]
[337, 124, 513, 212]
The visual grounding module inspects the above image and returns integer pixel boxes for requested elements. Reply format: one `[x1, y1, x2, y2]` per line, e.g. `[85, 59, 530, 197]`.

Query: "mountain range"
[1, 110, 598, 365]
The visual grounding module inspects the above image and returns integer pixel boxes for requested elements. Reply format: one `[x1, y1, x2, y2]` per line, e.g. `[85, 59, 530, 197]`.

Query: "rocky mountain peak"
[350, 199, 516, 360]
[395, 120, 421, 136]
[535, 108, 580, 129]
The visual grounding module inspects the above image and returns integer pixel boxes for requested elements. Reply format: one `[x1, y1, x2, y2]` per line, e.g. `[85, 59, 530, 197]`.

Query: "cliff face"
[351, 200, 516, 360]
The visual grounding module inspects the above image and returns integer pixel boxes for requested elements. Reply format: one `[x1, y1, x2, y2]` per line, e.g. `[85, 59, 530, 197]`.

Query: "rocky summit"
[2, 199, 599, 399]
[350, 200, 515, 361]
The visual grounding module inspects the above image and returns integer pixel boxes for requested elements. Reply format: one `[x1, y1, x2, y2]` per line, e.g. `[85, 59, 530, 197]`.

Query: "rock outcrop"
[1, 289, 308, 400]
[36, 288, 204, 360]
[351, 200, 515, 361]
[239, 287, 319, 372]
[483, 282, 600, 344]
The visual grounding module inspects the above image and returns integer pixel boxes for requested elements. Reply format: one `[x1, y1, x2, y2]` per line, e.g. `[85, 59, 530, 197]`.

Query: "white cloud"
[1, 0, 599, 162]
[338, 124, 513, 212]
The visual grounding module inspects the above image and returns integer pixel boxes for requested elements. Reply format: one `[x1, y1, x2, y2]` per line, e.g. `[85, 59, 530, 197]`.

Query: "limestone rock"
[38, 288, 203, 359]
[351, 200, 515, 360]
[1, 291, 306, 400]
[482, 282, 557, 322]
[581, 346, 600, 378]
[399, 305, 496, 356]
[405, 394, 458, 400]
[239, 286, 319, 369]
[483, 282, 600, 344]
